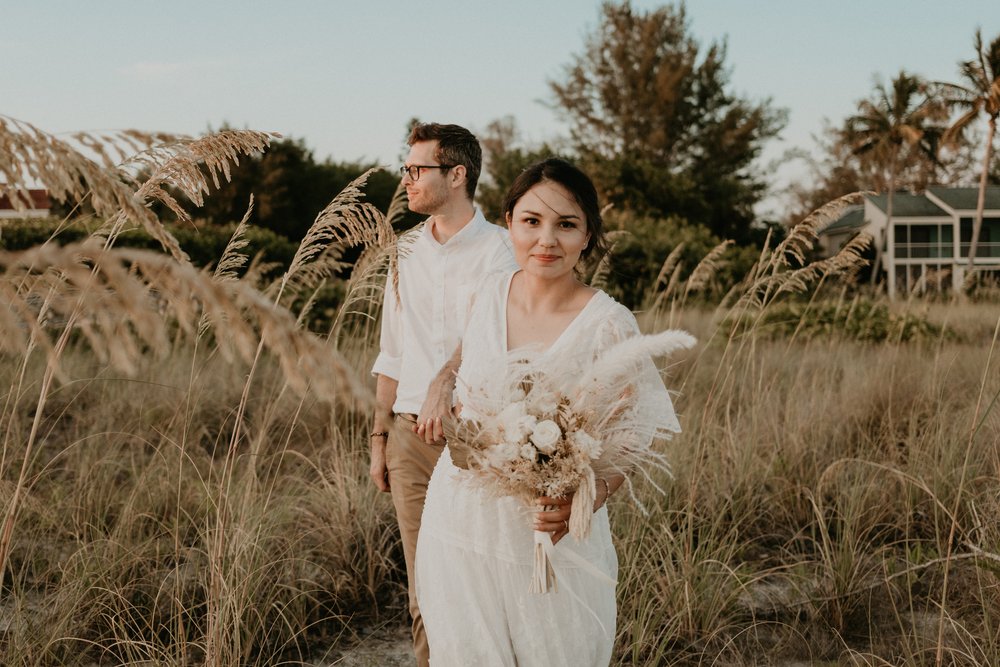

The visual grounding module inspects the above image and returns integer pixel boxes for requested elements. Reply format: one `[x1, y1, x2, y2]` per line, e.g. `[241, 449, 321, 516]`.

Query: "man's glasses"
[399, 164, 456, 181]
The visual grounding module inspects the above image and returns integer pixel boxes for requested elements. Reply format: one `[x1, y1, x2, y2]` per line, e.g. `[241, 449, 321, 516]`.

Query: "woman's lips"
[533, 254, 560, 262]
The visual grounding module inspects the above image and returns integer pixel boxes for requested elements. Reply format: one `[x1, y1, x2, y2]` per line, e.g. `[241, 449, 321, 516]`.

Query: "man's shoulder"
[470, 216, 513, 252]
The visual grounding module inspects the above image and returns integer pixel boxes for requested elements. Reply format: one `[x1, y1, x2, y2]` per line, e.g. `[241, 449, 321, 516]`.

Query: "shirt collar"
[422, 208, 490, 250]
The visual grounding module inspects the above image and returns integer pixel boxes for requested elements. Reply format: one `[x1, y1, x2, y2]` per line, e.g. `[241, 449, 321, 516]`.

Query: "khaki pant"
[387, 414, 444, 667]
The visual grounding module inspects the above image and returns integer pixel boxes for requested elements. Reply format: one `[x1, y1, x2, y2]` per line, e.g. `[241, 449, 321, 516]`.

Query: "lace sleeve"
[596, 304, 683, 442]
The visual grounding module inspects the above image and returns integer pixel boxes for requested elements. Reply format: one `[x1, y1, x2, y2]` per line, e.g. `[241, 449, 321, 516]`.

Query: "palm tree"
[845, 71, 945, 288]
[939, 30, 1000, 275]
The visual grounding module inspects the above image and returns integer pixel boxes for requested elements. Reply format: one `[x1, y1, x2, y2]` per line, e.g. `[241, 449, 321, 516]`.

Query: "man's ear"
[450, 164, 467, 190]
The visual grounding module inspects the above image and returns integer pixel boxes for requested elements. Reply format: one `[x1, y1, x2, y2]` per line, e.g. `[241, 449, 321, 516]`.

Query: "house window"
[894, 224, 953, 259]
[960, 217, 1000, 258]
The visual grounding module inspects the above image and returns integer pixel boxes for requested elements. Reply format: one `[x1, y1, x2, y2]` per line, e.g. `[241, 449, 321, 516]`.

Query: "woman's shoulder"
[589, 289, 639, 334]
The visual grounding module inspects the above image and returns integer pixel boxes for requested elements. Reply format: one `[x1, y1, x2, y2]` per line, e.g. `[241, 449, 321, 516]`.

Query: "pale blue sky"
[3, 1, 998, 212]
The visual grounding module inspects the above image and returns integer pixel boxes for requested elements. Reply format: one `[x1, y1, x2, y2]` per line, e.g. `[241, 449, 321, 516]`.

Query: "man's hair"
[407, 123, 482, 201]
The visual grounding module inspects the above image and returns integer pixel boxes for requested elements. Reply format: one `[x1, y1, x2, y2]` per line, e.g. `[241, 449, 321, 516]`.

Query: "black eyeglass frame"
[399, 164, 457, 181]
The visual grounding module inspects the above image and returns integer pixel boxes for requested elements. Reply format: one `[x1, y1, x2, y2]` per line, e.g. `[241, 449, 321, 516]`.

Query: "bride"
[414, 158, 678, 666]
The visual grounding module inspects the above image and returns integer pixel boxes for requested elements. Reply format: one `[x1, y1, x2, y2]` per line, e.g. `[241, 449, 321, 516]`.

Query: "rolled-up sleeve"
[371, 271, 402, 379]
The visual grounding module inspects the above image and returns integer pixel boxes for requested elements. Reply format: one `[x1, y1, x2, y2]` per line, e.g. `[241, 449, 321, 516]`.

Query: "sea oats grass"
[1, 120, 998, 664]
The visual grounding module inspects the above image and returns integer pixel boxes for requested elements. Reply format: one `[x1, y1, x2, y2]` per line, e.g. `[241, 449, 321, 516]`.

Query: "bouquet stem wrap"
[568, 470, 595, 542]
[530, 524, 557, 594]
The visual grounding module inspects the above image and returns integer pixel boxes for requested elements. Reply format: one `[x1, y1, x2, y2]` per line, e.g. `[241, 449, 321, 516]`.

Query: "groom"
[370, 122, 516, 666]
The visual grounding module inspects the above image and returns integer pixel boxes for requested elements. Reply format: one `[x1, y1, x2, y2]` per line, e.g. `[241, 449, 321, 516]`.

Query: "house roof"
[822, 205, 866, 234]
[0, 189, 51, 210]
[926, 186, 1000, 211]
[866, 192, 948, 217]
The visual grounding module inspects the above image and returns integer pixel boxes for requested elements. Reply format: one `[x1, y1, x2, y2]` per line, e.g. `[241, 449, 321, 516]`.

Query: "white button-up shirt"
[372, 208, 517, 415]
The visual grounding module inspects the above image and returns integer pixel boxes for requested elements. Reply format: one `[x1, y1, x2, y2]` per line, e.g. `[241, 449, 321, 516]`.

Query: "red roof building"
[0, 189, 52, 219]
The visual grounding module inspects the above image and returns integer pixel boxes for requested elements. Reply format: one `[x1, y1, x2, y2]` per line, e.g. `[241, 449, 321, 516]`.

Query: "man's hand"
[371, 373, 397, 492]
[369, 436, 390, 492]
[414, 344, 462, 444]
[414, 377, 454, 444]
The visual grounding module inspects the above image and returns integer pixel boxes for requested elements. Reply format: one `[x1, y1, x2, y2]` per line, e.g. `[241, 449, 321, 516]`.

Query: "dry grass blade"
[0, 242, 370, 405]
[384, 180, 411, 306]
[214, 195, 255, 282]
[71, 129, 189, 171]
[0, 116, 277, 263]
[281, 168, 392, 295]
[589, 230, 630, 290]
[653, 242, 686, 292]
[197, 196, 256, 337]
[327, 226, 422, 344]
[685, 240, 734, 296]
[775, 232, 872, 297]
[0, 116, 142, 223]
[650, 242, 686, 312]
[776, 191, 868, 268]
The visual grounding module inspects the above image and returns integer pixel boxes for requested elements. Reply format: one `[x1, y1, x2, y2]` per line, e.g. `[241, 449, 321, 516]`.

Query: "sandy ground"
[312, 623, 415, 667]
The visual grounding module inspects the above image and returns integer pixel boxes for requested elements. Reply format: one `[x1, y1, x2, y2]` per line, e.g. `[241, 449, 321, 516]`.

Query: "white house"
[0, 189, 51, 219]
[819, 186, 1000, 297]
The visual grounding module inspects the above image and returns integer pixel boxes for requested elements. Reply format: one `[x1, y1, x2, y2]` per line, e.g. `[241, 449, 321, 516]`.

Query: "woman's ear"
[505, 211, 512, 227]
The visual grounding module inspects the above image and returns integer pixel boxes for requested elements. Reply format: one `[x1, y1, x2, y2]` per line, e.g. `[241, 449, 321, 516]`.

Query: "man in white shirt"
[370, 123, 516, 667]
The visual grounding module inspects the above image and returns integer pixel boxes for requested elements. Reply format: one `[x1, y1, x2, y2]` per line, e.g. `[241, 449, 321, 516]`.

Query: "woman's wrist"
[595, 477, 611, 511]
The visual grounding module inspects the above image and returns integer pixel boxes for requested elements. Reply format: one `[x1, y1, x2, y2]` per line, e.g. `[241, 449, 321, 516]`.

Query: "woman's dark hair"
[501, 157, 608, 265]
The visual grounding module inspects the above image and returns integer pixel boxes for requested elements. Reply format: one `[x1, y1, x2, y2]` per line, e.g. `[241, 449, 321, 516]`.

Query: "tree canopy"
[199, 136, 403, 241]
[548, 1, 786, 243]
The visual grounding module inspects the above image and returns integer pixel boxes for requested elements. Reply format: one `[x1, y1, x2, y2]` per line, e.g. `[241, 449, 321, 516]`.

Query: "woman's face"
[507, 180, 591, 280]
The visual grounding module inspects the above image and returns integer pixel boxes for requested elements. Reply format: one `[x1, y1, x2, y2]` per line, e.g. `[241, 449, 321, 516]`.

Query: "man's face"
[402, 141, 451, 215]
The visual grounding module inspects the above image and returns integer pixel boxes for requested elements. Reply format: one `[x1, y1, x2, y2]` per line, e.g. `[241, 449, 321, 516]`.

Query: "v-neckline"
[502, 270, 601, 356]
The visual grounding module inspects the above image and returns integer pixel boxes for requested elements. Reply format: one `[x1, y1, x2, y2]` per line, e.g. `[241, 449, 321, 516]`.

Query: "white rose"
[499, 401, 536, 442]
[519, 444, 538, 461]
[571, 429, 602, 459]
[532, 391, 559, 415]
[529, 419, 562, 454]
[488, 442, 520, 466]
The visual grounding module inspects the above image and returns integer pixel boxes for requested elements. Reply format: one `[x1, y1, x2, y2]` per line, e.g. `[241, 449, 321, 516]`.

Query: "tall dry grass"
[1, 115, 998, 665]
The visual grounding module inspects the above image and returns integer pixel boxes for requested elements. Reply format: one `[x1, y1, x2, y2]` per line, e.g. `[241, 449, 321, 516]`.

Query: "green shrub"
[726, 298, 947, 342]
[600, 211, 761, 309]
[0, 217, 298, 276]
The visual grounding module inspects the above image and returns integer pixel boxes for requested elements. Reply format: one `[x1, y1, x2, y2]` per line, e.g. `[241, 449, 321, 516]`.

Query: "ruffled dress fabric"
[415, 271, 676, 666]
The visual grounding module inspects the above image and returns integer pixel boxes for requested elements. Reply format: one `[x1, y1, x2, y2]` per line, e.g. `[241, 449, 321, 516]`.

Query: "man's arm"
[370, 373, 398, 493]
[415, 343, 462, 444]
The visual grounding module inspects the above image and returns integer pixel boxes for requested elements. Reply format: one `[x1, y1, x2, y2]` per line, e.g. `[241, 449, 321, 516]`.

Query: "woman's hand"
[534, 475, 624, 544]
[534, 496, 572, 545]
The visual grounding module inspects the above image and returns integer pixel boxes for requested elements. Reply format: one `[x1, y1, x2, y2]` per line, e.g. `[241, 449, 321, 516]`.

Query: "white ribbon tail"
[532, 531, 615, 638]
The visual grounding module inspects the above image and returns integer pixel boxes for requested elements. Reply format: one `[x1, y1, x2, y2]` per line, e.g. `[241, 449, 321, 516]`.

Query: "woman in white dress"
[414, 158, 677, 666]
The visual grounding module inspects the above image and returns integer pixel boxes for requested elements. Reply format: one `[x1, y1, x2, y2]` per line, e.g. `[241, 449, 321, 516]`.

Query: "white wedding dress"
[415, 271, 676, 666]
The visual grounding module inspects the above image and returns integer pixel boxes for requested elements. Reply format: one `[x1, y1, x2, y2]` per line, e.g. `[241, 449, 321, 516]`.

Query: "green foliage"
[727, 298, 946, 342]
[600, 211, 760, 308]
[0, 217, 298, 276]
[194, 135, 415, 241]
[477, 117, 563, 222]
[549, 1, 786, 242]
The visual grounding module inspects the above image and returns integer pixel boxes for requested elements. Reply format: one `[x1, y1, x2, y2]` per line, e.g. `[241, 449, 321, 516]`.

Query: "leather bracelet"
[597, 477, 611, 506]
[369, 431, 389, 439]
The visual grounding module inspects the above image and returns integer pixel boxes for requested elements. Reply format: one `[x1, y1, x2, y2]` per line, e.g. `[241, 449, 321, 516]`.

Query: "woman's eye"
[559, 220, 578, 229]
